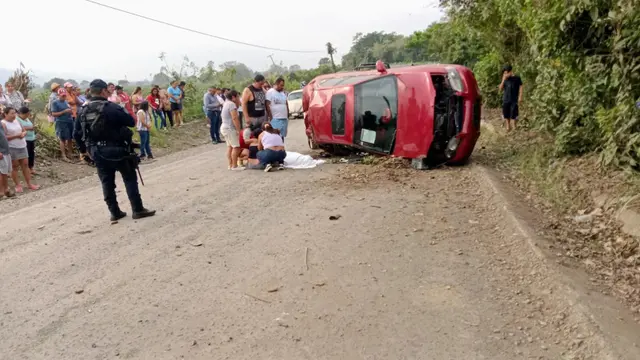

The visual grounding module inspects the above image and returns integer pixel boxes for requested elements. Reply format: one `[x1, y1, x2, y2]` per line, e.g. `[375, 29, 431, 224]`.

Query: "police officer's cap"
[89, 79, 108, 90]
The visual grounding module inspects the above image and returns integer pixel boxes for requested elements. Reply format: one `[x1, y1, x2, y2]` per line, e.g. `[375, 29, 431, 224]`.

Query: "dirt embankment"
[475, 110, 640, 317]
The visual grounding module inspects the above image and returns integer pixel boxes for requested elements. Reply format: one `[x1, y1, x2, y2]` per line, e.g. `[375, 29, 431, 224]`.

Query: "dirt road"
[0, 121, 632, 359]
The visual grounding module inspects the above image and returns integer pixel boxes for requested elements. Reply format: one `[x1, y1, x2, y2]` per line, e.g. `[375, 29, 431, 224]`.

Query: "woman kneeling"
[254, 123, 285, 172]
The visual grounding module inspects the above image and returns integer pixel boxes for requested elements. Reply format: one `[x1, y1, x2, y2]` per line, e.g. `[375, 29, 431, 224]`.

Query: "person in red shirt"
[239, 122, 260, 167]
[146, 87, 166, 129]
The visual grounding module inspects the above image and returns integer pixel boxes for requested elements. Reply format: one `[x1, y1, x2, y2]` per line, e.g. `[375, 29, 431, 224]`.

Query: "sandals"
[13, 184, 39, 193]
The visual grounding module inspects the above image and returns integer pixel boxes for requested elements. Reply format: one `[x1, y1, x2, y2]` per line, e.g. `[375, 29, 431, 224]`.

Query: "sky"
[2, 0, 442, 83]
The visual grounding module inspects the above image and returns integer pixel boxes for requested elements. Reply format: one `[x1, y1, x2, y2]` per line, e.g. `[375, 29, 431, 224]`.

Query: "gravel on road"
[0, 121, 625, 359]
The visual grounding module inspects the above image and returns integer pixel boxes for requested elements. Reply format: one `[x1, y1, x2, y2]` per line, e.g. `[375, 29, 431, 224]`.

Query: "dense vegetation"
[24, 4, 640, 169]
[336, 4, 639, 171]
[413, 0, 639, 170]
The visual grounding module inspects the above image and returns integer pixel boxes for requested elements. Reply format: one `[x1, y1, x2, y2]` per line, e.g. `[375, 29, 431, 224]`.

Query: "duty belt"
[95, 141, 125, 147]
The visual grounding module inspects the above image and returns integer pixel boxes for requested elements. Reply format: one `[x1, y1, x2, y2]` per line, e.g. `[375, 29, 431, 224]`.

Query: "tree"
[326, 42, 337, 72]
[340, 32, 412, 69]
[318, 57, 331, 66]
[43, 77, 66, 91]
[152, 72, 171, 86]
[289, 64, 302, 72]
[407, 21, 487, 67]
[219, 61, 253, 81]
[80, 80, 90, 87]
[117, 79, 130, 87]
[7, 63, 35, 98]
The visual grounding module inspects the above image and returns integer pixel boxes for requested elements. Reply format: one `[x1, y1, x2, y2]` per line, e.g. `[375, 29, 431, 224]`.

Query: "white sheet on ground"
[283, 151, 326, 169]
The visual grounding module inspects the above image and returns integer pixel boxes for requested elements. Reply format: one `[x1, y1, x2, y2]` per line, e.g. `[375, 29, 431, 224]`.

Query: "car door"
[352, 75, 398, 154]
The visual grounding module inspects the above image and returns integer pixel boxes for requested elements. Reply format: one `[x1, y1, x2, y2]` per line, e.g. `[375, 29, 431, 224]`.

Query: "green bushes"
[412, 0, 640, 170]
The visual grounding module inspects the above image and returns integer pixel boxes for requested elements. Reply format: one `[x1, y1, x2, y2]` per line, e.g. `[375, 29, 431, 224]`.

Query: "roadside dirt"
[476, 111, 640, 317]
[1, 120, 638, 359]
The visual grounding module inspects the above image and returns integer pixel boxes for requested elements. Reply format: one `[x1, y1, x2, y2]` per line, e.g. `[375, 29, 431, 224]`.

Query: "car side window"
[331, 94, 346, 135]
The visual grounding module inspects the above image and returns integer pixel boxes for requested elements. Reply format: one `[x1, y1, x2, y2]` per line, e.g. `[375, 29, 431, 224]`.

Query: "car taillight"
[445, 66, 464, 93]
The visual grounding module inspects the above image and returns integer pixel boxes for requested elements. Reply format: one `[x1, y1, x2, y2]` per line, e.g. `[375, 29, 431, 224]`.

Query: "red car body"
[303, 61, 482, 167]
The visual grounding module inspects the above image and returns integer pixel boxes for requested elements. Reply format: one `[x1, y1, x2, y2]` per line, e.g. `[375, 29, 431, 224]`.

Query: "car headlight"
[445, 67, 464, 93]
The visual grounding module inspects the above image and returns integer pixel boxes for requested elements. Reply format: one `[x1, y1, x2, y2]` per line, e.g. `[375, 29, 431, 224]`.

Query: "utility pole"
[267, 54, 276, 67]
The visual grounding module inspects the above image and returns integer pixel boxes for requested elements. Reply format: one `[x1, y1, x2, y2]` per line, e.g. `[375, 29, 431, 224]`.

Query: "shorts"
[9, 147, 28, 160]
[502, 102, 519, 120]
[248, 145, 258, 159]
[171, 102, 182, 111]
[271, 118, 288, 138]
[55, 121, 74, 140]
[0, 154, 12, 175]
[220, 126, 240, 148]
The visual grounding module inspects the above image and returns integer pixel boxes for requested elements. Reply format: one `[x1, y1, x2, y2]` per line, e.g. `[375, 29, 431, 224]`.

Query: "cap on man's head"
[50, 82, 61, 91]
[89, 79, 108, 90]
[179, 81, 186, 86]
[63, 82, 74, 88]
[254, 74, 265, 82]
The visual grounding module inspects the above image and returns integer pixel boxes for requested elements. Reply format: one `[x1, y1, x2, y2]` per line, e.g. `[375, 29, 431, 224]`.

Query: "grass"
[31, 106, 196, 157]
[477, 116, 640, 216]
[476, 122, 591, 213]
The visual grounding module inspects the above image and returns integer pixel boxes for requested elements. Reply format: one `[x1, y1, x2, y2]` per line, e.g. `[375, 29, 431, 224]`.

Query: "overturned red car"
[303, 61, 482, 168]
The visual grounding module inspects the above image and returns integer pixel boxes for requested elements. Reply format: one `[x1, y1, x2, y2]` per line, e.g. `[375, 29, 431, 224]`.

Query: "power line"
[82, 0, 323, 54]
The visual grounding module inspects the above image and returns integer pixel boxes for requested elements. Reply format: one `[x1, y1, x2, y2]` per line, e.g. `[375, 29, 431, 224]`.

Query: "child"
[0, 120, 15, 199]
[17, 107, 36, 175]
[136, 101, 153, 160]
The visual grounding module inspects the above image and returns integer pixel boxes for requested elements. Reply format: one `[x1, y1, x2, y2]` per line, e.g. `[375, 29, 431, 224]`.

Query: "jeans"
[164, 110, 174, 127]
[152, 109, 166, 129]
[90, 146, 144, 214]
[207, 110, 222, 142]
[26, 140, 35, 169]
[271, 118, 288, 138]
[257, 149, 286, 166]
[138, 131, 152, 157]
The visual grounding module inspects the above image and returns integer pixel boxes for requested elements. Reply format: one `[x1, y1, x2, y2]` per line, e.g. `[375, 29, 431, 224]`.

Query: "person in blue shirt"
[167, 80, 183, 127]
[50, 88, 75, 161]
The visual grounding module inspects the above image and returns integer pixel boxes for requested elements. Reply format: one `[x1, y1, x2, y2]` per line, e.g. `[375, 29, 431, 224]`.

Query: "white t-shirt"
[266, 88, 288, 119]
[136, 110, 150, 131]
[221, 100, 238, 131]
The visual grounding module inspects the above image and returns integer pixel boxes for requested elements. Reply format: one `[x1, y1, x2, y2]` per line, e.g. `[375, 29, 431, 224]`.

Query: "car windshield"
[288, 91, 302, 101]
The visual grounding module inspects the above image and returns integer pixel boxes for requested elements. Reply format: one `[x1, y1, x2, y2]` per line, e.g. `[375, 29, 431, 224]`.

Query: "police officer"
[75, 79, 155, 222]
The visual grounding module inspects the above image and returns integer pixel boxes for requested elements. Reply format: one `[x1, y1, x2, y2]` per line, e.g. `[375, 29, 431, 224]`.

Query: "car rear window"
[331, 94, 346, 135]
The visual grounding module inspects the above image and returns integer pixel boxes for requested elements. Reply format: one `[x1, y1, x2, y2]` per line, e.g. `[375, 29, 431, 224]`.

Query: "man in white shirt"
[266, 77, 289, 138]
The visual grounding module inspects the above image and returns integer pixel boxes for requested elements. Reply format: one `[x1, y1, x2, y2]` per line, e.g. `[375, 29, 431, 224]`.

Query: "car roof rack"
[355, 62, 390, 71]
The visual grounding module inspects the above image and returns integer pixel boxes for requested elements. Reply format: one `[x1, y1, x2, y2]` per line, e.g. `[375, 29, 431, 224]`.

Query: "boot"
[110, 210, 127, 222]
[132, 208, 156, 220]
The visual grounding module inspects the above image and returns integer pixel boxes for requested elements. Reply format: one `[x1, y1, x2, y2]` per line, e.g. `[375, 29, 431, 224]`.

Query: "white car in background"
[287, 90, 303, 119]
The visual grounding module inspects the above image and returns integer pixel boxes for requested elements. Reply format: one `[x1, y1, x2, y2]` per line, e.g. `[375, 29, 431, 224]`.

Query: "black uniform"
[76, 79, 155, 221]
[502, 75, 522, 120]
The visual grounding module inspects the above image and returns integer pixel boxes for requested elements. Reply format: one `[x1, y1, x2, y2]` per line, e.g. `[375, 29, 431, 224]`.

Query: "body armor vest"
[79, 99, 107, 147]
